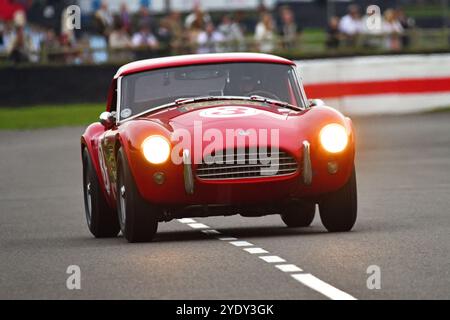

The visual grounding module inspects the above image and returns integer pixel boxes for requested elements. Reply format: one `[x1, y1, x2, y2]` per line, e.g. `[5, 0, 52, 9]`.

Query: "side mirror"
[99, 111, 116, 129]
[308, 99, 325, 108]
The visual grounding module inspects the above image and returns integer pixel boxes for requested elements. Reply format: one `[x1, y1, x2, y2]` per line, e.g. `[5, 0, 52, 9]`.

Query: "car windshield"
[118, 62, 305, 120]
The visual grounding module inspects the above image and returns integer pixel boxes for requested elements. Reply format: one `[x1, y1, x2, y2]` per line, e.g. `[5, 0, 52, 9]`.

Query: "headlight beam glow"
[319, 123, 348, 153]
[142, 135, 171, 164]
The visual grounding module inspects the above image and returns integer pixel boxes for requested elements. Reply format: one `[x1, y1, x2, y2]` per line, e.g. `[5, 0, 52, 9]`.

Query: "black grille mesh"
[196, 148, 298, 180]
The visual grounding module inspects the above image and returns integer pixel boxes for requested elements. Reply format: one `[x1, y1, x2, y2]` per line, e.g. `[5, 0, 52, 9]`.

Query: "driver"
[225, 67, 262, 97]
[237, 73, 260, 96]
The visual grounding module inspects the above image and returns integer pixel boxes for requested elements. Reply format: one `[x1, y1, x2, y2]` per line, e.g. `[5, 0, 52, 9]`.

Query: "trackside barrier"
[2, 53, 450, 114]
[298, 53, 450, 115]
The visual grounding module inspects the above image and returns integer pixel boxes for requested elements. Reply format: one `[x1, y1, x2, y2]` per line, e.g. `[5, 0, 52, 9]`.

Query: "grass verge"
[425, 106, 450, 113]
[0, 104, 104, 130]
[1, 103, 449, 130]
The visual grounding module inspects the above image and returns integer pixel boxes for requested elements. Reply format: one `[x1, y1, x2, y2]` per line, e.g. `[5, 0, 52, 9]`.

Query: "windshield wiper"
[174, 95, 302, 111]
[129, 95, 302, 122]
[174, 96, 236, 105]
[249, 95, 301, 111]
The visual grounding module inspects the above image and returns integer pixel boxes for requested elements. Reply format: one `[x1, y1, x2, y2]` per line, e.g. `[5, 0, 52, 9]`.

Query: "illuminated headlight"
[142, 135, 171, 164]
[319, 123, 348, 153]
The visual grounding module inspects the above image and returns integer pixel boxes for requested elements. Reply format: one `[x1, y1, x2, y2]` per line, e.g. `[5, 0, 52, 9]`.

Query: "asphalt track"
[1, 112, 449, 300]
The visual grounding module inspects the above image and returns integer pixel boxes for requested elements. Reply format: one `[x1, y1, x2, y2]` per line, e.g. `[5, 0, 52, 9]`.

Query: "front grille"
[196, 148, 298, 180]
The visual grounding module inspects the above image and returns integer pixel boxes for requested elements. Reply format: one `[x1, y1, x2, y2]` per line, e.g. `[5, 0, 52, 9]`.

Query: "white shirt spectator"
[382, 19, 403, 50]
[255, 22, 275, 53]
[197, 30, 224, 54]
[132, 31, 158, 48]
[338, 14, 363, 35]
[185, 11, 211, 29]
[6, 28, 37, 62]
[382, 20, 403, 34]
[218, 21, 244, 51]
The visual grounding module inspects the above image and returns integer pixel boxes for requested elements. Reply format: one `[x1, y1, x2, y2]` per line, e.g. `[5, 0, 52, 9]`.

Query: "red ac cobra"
[81, 53, 357, 242]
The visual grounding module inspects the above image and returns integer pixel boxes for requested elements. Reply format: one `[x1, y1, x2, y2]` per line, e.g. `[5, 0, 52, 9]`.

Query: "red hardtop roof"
[114, 53, 295, 79]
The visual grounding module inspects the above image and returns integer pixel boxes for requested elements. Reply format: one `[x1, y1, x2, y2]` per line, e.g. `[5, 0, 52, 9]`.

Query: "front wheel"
[281, 201, 316, 227]
[319, 166, 357, 232]
[82, 148, 120, 238]
[116, 147, 159, 243]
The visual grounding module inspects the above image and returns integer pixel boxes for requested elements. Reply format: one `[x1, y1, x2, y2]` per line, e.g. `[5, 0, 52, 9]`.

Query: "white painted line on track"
[243, 247, 268, 254]
[275, 264, 303, 273]
[178, 219, 357, 300]
[187, 223, 210, 229]
[217, 237, 238, 241]
[177, 218, 196, 224]
[201, 229, 221, 234]
[259, 256, 286, 263]
[291, 274, 356, 300]
[229, 241, 253, 247]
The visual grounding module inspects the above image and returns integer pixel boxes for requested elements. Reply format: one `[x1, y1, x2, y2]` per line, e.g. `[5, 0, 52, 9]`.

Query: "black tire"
[116, 147, 159, 243]
[281, 201, 316, 227]
[319, 166, 357, 232]
[82, 148, 120, 238]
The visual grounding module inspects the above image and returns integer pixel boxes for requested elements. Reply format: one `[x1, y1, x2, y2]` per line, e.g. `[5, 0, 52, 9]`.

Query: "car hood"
[134, 101, 310, 155]
[168, 103, 300, 132]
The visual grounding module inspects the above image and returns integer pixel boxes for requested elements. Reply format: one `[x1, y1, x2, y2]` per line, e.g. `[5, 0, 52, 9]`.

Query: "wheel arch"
[81, 123, 113, 207]
[112, 120, 173, 201]
[113, 131, 143, 199]
[299, 106, 356, 191]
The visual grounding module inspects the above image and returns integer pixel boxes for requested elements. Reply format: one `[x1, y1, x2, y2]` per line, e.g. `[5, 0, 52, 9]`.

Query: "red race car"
[81, 53, 357, 242]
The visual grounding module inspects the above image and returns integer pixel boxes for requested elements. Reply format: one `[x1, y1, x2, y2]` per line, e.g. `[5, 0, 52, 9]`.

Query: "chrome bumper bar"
[302, 141, 312, 185]
[183, 149, 194, 195]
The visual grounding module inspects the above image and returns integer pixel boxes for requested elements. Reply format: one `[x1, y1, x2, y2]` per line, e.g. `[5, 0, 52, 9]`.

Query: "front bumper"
[128, 136, 354, 206]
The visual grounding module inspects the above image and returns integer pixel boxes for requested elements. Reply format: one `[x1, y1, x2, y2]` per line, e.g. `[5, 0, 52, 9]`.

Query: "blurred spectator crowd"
[0, 0, 416, 65]
[326, 4, 414, 51]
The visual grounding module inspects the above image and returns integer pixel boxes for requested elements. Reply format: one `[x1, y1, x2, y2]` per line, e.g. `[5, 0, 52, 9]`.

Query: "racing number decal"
[199, 106, 259, 118]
